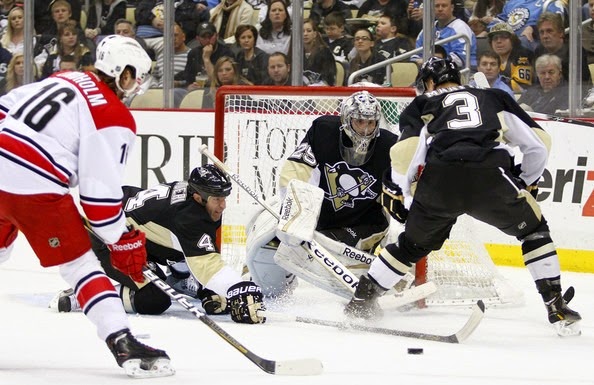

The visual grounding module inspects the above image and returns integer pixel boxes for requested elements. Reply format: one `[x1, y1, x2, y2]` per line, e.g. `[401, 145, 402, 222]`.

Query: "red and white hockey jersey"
[0, 71, 136, 244]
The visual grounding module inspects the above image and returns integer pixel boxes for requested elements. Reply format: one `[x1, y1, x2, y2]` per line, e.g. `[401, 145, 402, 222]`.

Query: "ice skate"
[545, 291, 582, 337]
[344, 275, 384, 319]
[106, 329, 175, 378]
[48, 288, 80, 312]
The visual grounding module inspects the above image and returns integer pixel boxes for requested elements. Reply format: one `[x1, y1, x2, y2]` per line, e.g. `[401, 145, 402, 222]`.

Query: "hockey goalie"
[245, 91, 404, 299]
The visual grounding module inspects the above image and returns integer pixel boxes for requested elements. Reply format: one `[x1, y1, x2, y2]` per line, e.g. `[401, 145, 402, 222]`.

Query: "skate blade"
[554, 320, 581, 337]
[122, 358, 176, 378]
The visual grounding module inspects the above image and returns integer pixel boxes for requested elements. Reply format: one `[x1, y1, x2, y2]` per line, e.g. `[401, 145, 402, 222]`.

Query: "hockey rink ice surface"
[1, 235, 592, 385]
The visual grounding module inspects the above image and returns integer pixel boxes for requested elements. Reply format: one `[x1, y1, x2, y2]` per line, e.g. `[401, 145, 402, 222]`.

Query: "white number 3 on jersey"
[197, 234, 216, 251]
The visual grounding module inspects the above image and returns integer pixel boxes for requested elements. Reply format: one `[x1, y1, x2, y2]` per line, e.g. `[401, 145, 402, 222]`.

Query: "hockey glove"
[197, 288, 229, 315]
[108, 228, 147, 283]
[511, 164, 539, 199]
[227, 281, 266, 324]
[380, 170, 408, 224]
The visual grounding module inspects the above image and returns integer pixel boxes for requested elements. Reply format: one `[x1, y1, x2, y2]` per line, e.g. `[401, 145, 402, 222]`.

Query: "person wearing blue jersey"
[411, 0, 477, 69]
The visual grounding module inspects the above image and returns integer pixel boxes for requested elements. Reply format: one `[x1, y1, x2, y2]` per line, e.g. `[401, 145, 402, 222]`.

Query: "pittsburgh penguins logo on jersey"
[323, 161, 377, 211]
[507, 7, 530, 31]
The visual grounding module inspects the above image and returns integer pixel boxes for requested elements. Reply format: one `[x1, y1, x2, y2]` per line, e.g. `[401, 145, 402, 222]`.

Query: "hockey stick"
[260, 299, 485, 344]
[142, 269, 324, 375]
[82, 221, 323, 376]
[199, 144, 361, 294]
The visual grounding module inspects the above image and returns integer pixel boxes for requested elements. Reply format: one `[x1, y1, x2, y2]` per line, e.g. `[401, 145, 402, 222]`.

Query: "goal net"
[213, 85, 523, 307]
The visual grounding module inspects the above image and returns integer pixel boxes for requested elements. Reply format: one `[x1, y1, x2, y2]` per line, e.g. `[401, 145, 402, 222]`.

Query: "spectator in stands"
[357, 0, 409, 36]
[534, 12, 591, 84]
[323, 12, 353, 64]
[202, 55, 252, 108]
[518, 54, 568, 114]
[257, 0, 291, 55]
[34, 0, 81, 37]
[0, 51, 24, 95]
[35, 0, 88, 56]
[309, 0, 351, 31]
[152, 23, 191, 91]
[58, 54, 77, 71]
[0, 6, 32, 55]
[0, 42, 10, 88]
[470, 50, 514, 97]
[263, 51, 291, 85]
[374, 14, 412, 84]
[234, 24, 269, 85]
[209, 0, 254, 42]
[582, 0, 594, 65]
[468, 0, 505, 38]
[40, 20, 94, 80]
[411, 0, 477, 69]
[375, 14, 412, 61]
[114, 18, 152, 58]
[348, 26, 384, 85]
[184, 21, 234, 91]
[85, 0, 128, 44]
[303, 18, 336, 86]
[134, 0, 165, 57]
[491, 0, 566, 52]
[175, 0, 210, 42]
[0, 0, 15, 16]
[488, 22, 533, 93]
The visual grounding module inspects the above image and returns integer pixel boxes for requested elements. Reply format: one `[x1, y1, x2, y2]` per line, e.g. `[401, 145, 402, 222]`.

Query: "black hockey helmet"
[415, 57, 461, 95]
[188, 164, 232, 201]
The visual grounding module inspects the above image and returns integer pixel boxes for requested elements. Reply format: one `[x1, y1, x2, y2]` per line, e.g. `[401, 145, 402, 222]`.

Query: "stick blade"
[451, 299, 485, 343]
[274, 358, 324, 376]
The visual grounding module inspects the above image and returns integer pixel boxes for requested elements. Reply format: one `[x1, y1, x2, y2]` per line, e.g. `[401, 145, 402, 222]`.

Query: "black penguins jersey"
[122, 182, 219, 266]
[392, 85, 550, 199]
[279, 115, 398, 230]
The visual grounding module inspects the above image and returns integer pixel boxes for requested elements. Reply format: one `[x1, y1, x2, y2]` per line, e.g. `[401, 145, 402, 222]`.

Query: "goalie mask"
[415, 57, 461, 95]
[188, 164, 232, 202]
[339, 91, 382, 166]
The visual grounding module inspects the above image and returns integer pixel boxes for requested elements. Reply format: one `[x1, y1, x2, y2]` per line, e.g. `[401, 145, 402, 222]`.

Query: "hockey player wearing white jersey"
[246, 91, 398, 299]
[0, 35, 175, 377]
[344, 57, 581, 337]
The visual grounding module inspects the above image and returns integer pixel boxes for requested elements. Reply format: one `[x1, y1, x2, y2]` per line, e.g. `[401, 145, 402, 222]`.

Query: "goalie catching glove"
[227, 281, 266, 324]
[380, 170, 408, 224]
[108, 227, 147, 283]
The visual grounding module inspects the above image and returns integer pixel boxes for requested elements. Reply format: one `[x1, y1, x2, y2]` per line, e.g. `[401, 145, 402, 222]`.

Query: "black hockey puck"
[407, 348, 424, 355]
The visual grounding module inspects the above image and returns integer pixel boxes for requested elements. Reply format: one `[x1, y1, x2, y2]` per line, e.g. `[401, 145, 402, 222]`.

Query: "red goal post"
[213, 85, 523, 307]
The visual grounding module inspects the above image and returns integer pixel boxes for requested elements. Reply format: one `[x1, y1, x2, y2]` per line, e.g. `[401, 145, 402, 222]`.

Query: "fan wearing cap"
[184, 21, 234, 91]
[488, 22, 534, 93]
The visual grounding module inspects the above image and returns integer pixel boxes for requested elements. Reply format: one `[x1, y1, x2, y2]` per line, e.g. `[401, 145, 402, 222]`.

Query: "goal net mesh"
[214, 86, 523, 307]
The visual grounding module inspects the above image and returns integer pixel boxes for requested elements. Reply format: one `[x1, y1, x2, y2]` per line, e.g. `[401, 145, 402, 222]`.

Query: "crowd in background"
[0, 0, 592, 114]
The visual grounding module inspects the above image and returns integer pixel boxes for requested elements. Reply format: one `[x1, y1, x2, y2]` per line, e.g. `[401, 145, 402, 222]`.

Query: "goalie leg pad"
[246, 243, 297, 298]
[274, 243, 356, 299]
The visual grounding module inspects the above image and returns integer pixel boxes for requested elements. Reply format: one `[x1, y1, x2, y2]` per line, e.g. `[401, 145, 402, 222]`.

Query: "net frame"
[213, 85, 523, 307]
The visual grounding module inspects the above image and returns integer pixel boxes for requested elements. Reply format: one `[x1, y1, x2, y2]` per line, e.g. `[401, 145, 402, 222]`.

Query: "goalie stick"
[260, 299, 485, 343]
[82, 221, 323, 376]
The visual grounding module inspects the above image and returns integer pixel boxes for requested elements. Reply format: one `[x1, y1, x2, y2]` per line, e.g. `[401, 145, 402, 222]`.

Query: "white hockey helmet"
[339, 90, 382, 166]
[94, 35, 152, 97]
